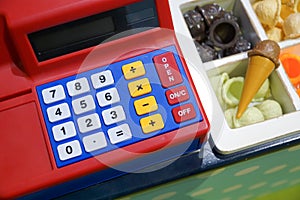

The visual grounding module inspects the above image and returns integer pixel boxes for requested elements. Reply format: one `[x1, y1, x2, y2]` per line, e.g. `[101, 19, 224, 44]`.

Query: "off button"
[172, 103, 196, 123]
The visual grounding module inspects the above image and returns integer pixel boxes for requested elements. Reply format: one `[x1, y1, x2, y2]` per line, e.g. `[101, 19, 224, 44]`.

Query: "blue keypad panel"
[36, 46, 203, 167]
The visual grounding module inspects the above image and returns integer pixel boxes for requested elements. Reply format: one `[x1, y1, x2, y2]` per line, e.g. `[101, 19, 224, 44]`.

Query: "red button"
[172, 103, 196, 123]
[166, 85, 190, 105]
[153, 52, 183, 88]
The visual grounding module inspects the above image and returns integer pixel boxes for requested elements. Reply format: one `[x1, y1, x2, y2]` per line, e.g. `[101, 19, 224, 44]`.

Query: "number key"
[91, 70, 114, 89]
[52, 122, 76, 142]
[47, 103, 71, 123]
[77, 113, 101, 133]
[67, 77, 90, 96]
[52, 121, 76, 141]
[72, 95, 95, 115]
[102, 105, 126, 125]
[96, 88, 120, 107]
[57, 140, 82, 161]
[42, 85, 66, 104]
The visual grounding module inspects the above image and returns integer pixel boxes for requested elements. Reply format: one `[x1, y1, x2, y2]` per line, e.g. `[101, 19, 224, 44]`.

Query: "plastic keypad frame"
[36, 46, 204, 167]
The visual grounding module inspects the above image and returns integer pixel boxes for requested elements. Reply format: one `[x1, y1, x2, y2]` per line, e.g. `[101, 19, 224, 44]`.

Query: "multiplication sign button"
[57, 140, 82, 161]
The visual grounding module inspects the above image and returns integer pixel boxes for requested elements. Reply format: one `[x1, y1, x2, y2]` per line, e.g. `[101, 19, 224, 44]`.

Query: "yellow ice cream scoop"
[266, 27, 283, 42]
[236, 40, 280, 119]
[280, 0, 297, 20]
[283, 13, 300, 39]
[253, 0, 283, 28]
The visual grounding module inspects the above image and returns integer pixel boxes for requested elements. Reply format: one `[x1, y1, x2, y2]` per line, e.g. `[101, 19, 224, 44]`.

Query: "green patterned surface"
[118, 144, 300, 200]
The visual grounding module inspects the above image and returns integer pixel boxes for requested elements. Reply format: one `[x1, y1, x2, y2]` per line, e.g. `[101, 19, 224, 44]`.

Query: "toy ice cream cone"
[236, 40, 280, 119]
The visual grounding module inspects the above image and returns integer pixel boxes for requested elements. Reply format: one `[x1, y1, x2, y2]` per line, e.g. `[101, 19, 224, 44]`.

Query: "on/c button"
[166, 85, 190, 105]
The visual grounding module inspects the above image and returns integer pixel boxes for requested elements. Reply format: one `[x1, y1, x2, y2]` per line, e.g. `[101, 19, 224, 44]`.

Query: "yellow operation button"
[128, 78, 151, 97]
[122, 61, 145, 80]
[140, 114, 165, 134]
[134, 96, 158, 116]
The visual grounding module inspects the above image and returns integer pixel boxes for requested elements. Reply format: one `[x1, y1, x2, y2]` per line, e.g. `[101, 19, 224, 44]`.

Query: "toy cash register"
[0, 0, 209, 198]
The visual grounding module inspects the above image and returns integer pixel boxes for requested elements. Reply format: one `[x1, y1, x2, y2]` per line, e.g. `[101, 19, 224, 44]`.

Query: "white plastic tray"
[169, 0, 300, 154]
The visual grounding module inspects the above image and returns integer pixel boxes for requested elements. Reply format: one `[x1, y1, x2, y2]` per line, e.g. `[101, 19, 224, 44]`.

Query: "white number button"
[96, 88, 120, 107]
[57, 140, 82, 161]
[91, 70, 114, 89]
[47, 103, 71, 123]
[83, 132, 107, 152]
[42, 85, 66, 104]
[102, 105, 126, 125]
[77, 113, 101, 133]
[52, 121, 76, 142]
[72, 95, 95, 115]
[108, 124, 132, 144]
[66, 77, 90, 96]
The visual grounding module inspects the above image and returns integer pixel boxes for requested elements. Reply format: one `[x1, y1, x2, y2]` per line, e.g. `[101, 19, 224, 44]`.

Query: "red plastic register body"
[0, 0, 209, 199]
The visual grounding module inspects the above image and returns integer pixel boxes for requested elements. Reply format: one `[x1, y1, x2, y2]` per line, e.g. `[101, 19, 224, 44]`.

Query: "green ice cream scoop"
[233, 107, 265, 128]
[256, 100, 283, 119]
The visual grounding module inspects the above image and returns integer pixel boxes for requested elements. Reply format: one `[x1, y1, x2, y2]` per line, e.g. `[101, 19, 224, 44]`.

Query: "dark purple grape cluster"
[183, 3, 251, 62]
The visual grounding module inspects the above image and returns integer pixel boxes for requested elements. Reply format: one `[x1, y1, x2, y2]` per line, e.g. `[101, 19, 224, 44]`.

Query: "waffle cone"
[236, 56, 275, 118]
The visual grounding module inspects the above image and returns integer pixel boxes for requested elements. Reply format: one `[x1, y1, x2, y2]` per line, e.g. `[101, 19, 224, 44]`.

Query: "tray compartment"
[181, 0, 260, 63]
